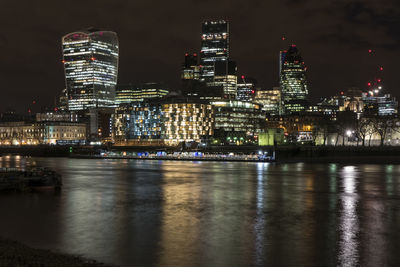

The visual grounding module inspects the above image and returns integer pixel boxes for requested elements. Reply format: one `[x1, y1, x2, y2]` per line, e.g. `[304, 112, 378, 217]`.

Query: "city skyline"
[1, 2, 400, 267]
[0, 0, 399, 112]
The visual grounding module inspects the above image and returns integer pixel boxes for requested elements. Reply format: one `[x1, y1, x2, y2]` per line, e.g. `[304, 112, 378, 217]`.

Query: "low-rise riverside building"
[0, 121, 87, 145]
[210, 100, 265, 145]
[163, 102, 214, 145]
[113, 102, 164, 146]
[266, 113, 325, 143]
[36, 111, 78, 122]
[112, 100, 214, 146]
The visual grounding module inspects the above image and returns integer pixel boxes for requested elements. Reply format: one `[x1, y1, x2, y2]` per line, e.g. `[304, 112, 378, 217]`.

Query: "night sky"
[0, 0, 399, 113]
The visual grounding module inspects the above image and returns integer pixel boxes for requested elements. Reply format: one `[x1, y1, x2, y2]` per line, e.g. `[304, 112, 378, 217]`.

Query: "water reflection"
[338, 166, 359, 266]
[358, 165, 388, 266]
[157, 161, 202, 266]
[254, 163, 268, 265]
[0, 156, 400, 266]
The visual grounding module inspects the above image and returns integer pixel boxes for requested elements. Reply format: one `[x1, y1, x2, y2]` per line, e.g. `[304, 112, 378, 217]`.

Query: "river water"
[0, 155, 399, 266]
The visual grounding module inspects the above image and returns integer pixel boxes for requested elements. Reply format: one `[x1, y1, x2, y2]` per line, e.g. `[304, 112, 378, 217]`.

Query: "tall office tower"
[181, 53, 201, 97]
[210, 60, 237, 99]
[279, 50, 287, 77]
[181, 53, 200, 80]
[200, 20, 229, 82]
[62, 28, 119, 111]
[237, 76, 257, 102]
[280, 44, 309, 114]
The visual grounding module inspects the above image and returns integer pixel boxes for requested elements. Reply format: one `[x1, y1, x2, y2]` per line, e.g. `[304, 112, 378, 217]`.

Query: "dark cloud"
[0, 0, 399, 112]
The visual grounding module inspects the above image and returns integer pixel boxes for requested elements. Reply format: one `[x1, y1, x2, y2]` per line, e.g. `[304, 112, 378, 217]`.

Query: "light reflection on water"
[254, 163, 268, 265]
[0, 156, 399, 266]
[338, 166, 359, 267]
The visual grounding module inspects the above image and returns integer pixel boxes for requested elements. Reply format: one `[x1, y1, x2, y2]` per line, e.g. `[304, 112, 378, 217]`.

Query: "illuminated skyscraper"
[237, 76, 256, 102]
[62, 28, 119, 111]
[280, 45, 309, 114]
[255, 87, 282, 115]
[279, 50, 287, 77]
[200, 20, 229, 82]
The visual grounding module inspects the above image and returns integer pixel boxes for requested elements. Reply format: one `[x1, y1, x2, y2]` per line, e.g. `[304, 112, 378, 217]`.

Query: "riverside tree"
[336, 110, 357, 146]
[355, 116, 373, 146]
[370, 115, 399, 146]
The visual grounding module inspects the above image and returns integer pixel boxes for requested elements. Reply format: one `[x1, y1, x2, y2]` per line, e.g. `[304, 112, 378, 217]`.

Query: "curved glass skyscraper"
[280, 44, 309, 114]
[62, 29, 119, 111]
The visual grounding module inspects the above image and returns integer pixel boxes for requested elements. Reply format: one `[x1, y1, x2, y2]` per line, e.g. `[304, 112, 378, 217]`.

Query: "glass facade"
[163, 103, 214, 145]
[210, 100, 265, 144]
[62, 29, 119, 111]
[113, 103, 163, 142]
[237, 76, 256, 102]
[254, 88, 282, 115]
[206, 60, 237, 99]
[280, 45, 309, 114]
[200, 20, 229, 82]
[362, 93, 398, 116]
[115, 83, 169, 105]
[113, 102, 214, 146]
